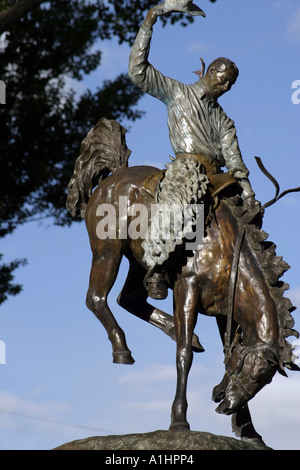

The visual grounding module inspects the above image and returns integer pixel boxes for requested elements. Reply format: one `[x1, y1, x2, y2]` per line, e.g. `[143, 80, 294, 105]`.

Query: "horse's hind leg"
[86, 241, 134, 365]
[117, 255, 204, 353]
[117, 259, 176, 340]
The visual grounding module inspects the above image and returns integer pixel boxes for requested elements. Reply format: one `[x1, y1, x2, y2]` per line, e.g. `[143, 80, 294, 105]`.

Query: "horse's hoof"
[169, 422, 190, 431]
[113, 351, 135, 365]
[168, 327, 204, 353]
[192, 334, 205, 353]
[241, 436, 268, 449]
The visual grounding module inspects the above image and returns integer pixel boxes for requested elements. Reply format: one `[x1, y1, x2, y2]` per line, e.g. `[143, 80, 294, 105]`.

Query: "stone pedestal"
[54, 429, 271, 450]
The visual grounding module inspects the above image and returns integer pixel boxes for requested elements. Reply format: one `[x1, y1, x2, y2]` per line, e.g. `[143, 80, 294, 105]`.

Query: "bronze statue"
[66, 2, 299, 446]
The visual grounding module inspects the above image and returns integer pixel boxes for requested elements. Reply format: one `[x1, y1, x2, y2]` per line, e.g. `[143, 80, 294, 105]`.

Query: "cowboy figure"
[128, 4, 256, 300]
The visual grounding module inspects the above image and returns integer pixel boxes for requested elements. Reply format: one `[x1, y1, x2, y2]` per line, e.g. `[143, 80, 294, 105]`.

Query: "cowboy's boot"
[146, 270, 168, 300]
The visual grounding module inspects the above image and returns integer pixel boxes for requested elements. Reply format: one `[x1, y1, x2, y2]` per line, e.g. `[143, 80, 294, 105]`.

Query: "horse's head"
[216, 343, 280, 415]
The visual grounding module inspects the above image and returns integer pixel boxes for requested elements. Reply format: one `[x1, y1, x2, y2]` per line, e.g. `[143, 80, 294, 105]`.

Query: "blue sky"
[0, 0, 300, 450]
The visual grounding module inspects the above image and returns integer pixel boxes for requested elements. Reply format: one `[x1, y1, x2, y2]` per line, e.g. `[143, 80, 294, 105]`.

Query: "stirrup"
[144, 270, 168, 300]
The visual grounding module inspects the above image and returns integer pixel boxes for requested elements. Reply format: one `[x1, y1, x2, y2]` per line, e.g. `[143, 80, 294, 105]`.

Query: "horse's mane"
[66, 118, 131, 219]
[225, 195, 299, 373]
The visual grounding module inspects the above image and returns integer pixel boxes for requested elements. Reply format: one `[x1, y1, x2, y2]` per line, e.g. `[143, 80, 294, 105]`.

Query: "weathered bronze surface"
[66, 2, 299, 446]
[54, 429, 271, 451]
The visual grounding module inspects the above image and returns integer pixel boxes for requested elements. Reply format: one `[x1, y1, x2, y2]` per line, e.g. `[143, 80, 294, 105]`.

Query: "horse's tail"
[66, 117, 131, 219]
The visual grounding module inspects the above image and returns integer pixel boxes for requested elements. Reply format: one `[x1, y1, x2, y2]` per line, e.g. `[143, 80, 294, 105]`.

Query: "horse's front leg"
[232, 405, 266, 447]
[170, 275, 199, 430]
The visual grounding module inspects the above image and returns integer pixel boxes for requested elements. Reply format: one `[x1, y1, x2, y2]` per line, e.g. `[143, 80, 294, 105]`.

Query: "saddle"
[208, 169, 239, 198]
[142, 155, 238, 201]
[142, 169, 165, 201]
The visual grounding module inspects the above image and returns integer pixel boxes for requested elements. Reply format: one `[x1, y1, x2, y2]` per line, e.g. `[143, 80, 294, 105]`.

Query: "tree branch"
[0, 0, 46, 34]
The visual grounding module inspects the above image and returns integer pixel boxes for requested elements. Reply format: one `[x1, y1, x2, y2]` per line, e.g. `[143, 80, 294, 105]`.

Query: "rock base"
[54, 429, 271, 451]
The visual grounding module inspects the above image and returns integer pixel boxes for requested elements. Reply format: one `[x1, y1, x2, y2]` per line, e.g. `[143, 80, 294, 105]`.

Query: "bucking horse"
[66, 117, 299, 446]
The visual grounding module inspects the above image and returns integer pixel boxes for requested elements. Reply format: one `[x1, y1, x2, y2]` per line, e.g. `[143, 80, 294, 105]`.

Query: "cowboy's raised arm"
[128, 7, 177, 105]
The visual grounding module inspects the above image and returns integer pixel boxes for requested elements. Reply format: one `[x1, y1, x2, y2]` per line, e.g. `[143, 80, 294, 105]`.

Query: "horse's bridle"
[226, 343, 279, 402]
[223, 225, 280, 400]
[224, 224, 245, 371]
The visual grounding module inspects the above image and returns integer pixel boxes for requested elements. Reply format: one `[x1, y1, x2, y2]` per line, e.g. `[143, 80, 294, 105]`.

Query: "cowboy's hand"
[144, 5, 165, 28]
[243, 196, 265, 217]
